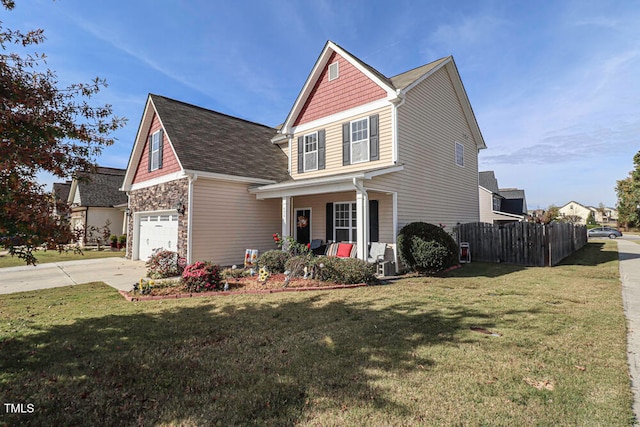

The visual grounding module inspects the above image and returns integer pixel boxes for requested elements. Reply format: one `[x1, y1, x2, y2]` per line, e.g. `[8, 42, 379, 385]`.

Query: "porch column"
[355, 182, 369, 261]
[281, 196, 291, 238]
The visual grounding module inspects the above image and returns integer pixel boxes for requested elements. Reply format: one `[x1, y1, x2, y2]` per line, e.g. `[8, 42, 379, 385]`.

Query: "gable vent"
[328, 61, 339, 81]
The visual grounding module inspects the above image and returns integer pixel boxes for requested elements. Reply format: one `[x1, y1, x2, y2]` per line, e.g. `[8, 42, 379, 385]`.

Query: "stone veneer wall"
[126, 178, 189, 259]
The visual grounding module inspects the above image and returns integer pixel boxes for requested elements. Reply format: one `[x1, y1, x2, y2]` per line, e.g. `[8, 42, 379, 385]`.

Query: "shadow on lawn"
[0, 295, 501, 426]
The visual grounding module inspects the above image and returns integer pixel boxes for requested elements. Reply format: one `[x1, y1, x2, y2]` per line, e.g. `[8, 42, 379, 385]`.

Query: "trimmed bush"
[285, 254, 312, 278]
[310, 257, 377, 284]
[258, 250, 290, 273]
[146, 250, 184, 279]
[397, 222, 458, 273]
[181, 261, 222, 292]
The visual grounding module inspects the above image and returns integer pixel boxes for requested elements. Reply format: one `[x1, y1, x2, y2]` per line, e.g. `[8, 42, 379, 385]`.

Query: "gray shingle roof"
[479, 171, 500, 194]
[499, 188, 528, 214]
[76, 167, 127, 207]
[389, 57, 450, 91]
[53, 181, 71, 203]
[150, 95, 290, 183]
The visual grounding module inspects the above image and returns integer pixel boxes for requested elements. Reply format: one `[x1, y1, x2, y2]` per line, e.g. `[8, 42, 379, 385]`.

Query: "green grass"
[0, 249, 125, 268]
[0, 241, 633, 425]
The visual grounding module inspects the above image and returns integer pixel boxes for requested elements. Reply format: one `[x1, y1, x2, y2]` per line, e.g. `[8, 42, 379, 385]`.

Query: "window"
[303, 132, 318, 172]
[328, 61, 339, 81]
[350, 118, 369, 164]
[455, 141, 464, 167]
[334, 202, 357, 242]
[150, 131, 162, 171]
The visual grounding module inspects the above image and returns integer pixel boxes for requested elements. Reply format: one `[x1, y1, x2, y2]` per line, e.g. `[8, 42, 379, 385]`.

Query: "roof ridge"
[150, 94, 276, 130]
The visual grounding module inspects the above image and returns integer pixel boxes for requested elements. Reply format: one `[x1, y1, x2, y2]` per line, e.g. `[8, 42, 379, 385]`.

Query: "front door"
[295, 208, 311, 245]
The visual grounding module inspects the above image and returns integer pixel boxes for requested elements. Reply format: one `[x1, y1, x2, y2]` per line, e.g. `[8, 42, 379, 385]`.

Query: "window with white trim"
[328, 61, 339, 81]
[303, 132, 318, 172]
[150, 131, 162, 171]
[455, 141, 464, 167]
[350, 118, 369, 164]
[334, 202, 357, 242]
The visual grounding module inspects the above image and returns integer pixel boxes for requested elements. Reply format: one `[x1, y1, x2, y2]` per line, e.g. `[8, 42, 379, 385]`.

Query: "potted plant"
[118, 235, 127, 250]
[109, 235, 118, 249]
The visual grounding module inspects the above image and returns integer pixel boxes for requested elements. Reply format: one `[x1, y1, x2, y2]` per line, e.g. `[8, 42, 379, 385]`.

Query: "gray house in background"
[479, 171, 528, 224]
[66, 167, 128, 245]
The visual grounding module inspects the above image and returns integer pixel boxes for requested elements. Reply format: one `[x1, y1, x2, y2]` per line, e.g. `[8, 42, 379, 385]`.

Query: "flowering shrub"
[146, 250, 185, 279]
[181, 261, 222, 292]
[272, 233, 310, 256]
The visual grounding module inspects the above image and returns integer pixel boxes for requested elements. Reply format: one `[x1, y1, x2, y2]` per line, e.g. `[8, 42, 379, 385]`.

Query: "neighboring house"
[52, 180, 72, 222]
[558, 201, 591, 224]
[478, 171, 527, 224]
[68, 167, 127, 245]
[593, 206, 618, 225]
[121, 40, 487, 266]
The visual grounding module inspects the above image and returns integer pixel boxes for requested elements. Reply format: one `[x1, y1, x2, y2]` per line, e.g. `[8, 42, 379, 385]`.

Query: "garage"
[136, 212, 179, 260]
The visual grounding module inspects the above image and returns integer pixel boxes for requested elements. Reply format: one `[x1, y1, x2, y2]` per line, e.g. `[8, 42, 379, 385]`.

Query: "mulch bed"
[120, 273, 370, 302]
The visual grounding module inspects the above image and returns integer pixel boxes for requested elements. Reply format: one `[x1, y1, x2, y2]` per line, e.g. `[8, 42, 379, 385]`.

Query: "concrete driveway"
[0, 257, 147, 294]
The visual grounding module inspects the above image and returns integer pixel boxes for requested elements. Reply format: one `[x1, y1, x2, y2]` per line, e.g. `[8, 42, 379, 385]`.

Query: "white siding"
[370, 64, 480, 229]
[191, 179, 281, 266]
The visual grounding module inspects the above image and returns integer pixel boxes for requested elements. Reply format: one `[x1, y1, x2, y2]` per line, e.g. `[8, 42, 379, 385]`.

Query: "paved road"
[618, 237, 640, 423]
[0, 257, 147, 294]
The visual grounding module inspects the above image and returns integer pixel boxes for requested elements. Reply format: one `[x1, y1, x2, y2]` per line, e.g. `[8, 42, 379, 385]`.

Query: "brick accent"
[132, 113, 181, 184]
[293, 52, 387, 126]
[126, 178, 189, 259]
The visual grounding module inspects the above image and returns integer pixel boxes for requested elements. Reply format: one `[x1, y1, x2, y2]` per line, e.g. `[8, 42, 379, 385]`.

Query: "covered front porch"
[249, 167, 402, 267]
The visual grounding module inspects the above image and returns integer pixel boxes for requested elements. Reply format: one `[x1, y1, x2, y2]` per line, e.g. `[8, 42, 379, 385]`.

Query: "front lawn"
[0, 249, 124, 268]
[0, 241, 632, 425]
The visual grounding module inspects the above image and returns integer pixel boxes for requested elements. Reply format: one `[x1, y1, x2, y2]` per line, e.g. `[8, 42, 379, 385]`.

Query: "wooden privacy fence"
[456, 222, 587, 267]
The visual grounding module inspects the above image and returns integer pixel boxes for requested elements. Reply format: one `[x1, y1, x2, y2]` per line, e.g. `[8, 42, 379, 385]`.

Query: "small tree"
[0, 2, 126, 264]
[540, 205, 560, 224]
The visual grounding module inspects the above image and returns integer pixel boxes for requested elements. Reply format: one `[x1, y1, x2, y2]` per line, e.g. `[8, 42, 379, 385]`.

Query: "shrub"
[258, 250, 291, 273]
[285, 254, 312, 278]
[310, 257, 377, 284]
[146, 250, 184, 279]
[397, 222, 458, 273]
[272, 233, 310, 256]
[181, 261, 222, 292]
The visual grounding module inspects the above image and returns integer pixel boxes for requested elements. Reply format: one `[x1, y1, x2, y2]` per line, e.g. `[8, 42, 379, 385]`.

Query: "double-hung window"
[303, 132, 318, 172]
[455, 141, 464, 167]
[150, 131, 162, 171]
[350, 118, 369, 164]
[334, 202, 357, 242]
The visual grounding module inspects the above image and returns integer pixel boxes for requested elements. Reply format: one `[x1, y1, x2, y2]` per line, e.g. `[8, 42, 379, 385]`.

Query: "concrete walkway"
[0, 257, 147, 294]
[618, 237, 640, 423]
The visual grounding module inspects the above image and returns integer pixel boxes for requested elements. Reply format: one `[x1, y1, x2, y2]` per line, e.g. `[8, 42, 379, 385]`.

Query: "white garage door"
[138, 213, 179, 260]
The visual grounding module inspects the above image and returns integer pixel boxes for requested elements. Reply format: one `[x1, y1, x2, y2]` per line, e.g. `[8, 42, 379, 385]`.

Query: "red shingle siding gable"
[293, 52, 388, 126]
[132, 114, 181, 184]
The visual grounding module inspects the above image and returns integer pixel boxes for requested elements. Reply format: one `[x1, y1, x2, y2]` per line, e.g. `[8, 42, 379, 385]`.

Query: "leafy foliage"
[0, 2, 126, 265]
[146, 250, 185, 279]
[311, 257, 377, 284]
[181, 261, 222, 292]
[616, 152, 640, 230]
[257, 249, 290, 274]
[397, 222, 458, 273]
[272, 233, 310, 256]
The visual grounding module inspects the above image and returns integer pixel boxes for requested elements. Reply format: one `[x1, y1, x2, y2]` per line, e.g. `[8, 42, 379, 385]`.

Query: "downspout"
[187, 173, 198, 264]
[391, 93, 405, 165]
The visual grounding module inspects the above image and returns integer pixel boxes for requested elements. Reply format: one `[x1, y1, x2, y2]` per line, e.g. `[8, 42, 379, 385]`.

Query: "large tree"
[0, 0, 126, 264]
[616, 151, 640, 231]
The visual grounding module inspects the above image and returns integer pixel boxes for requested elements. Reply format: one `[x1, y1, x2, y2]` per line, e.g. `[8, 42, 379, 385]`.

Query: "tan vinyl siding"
[291, 105, 394, 179]
[371, 65, 480, 229]
[479, 187, 496, 223]
[292, 191, 393, 243]
[191, 179, 281, 266]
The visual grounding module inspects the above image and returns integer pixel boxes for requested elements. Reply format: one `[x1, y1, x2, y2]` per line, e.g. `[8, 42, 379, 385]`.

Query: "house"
[52, 180, 72, 222]
[478, 171, 527, 224]
[121, 40, 487, 266]
[67, 167, 128, 245]
[558, 201, 592, 224]
[558, 201, 618, 225]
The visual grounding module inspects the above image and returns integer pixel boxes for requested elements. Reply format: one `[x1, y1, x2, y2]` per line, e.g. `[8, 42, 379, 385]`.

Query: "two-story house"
[121, 41, 486, 266]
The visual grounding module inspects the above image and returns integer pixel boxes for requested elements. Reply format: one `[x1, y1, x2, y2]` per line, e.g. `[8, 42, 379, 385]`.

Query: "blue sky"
[3, 0, 639, 209]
